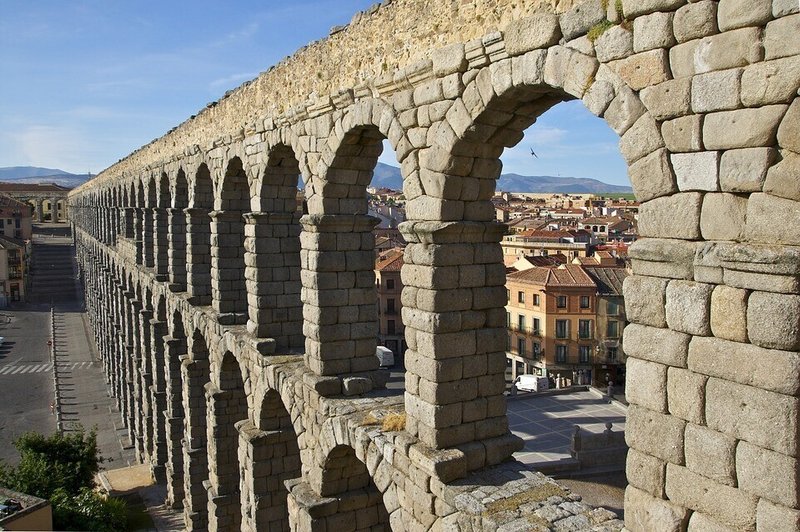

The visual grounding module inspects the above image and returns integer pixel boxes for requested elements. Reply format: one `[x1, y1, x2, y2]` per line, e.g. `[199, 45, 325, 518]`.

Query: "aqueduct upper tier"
[69, 0, 800, 530]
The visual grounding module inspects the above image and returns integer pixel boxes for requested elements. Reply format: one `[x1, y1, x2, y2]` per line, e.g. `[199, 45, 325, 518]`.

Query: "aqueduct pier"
[68, 0, 800, 530]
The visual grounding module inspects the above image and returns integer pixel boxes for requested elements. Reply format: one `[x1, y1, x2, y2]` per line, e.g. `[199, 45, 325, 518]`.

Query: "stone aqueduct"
[68, 0, 799, 530]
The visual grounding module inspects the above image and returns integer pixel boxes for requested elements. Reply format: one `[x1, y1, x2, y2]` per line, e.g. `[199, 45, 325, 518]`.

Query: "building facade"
[375, 248, 405, 366]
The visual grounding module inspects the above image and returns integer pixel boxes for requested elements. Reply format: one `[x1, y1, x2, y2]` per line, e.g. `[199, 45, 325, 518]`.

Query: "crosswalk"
[0, 361, 94, 375]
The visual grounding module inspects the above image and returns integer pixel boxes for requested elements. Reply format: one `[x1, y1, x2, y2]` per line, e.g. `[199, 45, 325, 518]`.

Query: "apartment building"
[584, 267, 629, 387]
[505, 265, 598, 386]
[375, 248, 405, 366]
[0, 195, 33, 304]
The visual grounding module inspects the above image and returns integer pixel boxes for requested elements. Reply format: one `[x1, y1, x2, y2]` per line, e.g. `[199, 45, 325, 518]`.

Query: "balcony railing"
[508, 324, 542, 336]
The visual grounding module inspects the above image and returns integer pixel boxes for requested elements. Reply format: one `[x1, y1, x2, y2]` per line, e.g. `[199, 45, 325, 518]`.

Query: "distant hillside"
[0, 167, 92, 188]
[0, 166, 71, 179]
[370, 163, 631, 194]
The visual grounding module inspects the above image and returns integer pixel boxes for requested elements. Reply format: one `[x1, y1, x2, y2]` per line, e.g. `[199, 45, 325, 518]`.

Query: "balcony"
[9, 268, 22, 280]
[508, 324, 542, 337]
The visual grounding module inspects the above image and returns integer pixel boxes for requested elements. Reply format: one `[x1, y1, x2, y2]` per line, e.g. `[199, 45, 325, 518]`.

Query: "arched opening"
[149, 295, 169, 482]
[187, 164, 213, 305]
[170, 169, 189, 290]
[306, 445, 390, 530]
[302, 119, 404, 396]
[206, 351, 247, 530]
[181, 329, 210, 530]
[135, 181, 146, 264]
[142, 177, 157, 268]
[138, 286, 155, 463]
[154, 172, 171, 280]
[212, 157, 249, 324]
[164, 310, 188, 508]
[246, 144, 303, 348]
[239, 388, 301, 530]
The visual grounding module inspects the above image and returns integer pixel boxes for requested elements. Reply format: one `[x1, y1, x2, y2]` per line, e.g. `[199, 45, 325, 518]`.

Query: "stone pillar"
[237, 420, 300, 532]
[243, 212, 302, 346]
[300, 214, 381, 396]
[136, 307, 154, 463]
[153, 208, 169, 281]
[210, 210, 247, 325]
[399, 221, 521, 469]
[205, 383, 246, 532]
[167, 208, 187, 291]
[148, 319, 168, 483]
[185, 208, 212, 306]
[35, 199, 43, 222]
[109, 207, 118, 245]
[164, 337, 186, 509]
[181, 356, 209, 531]
[142, 207, 155, 268]
[134, 208, 145, 265]
[50, 198, 58, 222]
[122, 207, 135, 238]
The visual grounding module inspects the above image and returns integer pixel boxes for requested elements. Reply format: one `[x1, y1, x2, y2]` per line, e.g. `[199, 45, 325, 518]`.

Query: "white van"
[514, 374, 549, 393]
[375, 346, 395, 368]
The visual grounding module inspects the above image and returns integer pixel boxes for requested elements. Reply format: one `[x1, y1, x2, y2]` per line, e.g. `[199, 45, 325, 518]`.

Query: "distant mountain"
[0, 167, 92, 188]
[0, 166, 71, 179]
[370, 163, 631, 194]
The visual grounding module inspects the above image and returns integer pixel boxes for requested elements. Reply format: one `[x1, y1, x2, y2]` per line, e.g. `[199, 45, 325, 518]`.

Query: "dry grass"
[361, 413, 380, 426]
[381, 412, 406, 431]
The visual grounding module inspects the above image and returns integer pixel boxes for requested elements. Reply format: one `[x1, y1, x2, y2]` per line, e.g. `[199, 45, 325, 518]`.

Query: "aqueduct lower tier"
[69, 0, 800, 530]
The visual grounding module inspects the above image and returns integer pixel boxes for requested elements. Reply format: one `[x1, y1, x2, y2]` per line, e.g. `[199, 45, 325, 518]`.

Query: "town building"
[375, 248, 405, 366]
[505, 265, 598, 386]
[0, 195, 33, 304]
[501, 228, 594, 261]
[584, 267, 629, 387]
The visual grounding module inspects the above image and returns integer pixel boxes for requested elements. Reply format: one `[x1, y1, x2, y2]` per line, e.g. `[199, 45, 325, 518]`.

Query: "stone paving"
[509, 390, 627, 467]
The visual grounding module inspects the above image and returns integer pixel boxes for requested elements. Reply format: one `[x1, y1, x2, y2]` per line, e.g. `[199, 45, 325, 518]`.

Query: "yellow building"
[505, 265, 598, 385]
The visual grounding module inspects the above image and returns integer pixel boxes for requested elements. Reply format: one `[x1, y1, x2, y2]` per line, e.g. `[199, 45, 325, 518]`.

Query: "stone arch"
[168, 168, 189, 290]
[238, 387, 302, 530]
[182, 328, 211, 530]
[244, 142, 304, 346]
[206, 350, 248, 531]
[305, 444, 391, 530]
[186, 163, 214, 305]
[211, 157, 249, 324]
[164, 308, 188, 509]
[153, 172, 171, 280]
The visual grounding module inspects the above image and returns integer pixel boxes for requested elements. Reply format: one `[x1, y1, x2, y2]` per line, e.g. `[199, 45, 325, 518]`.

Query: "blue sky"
[0, 0, 628, 186]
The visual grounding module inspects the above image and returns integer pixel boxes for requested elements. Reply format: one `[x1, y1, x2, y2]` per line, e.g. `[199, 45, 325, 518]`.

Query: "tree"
[0, 428, 130, 531]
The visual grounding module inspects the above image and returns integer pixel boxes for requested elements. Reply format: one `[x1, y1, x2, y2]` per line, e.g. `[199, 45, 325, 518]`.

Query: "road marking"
[0, 361, 95, 376]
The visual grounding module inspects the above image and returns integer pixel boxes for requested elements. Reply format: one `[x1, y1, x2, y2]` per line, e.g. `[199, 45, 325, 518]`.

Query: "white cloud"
[0, 125, 96, 173]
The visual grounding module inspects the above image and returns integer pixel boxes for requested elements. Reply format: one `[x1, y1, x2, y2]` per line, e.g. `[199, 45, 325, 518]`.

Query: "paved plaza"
[509, 390, 627, 468]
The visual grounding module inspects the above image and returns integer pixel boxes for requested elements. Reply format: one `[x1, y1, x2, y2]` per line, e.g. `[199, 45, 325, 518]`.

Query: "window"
[556, 345, 567, 363]
[517, 338, 526, 356]
[555, 319, 569, 339]
[607, 320, 619, 338]
[533, 294, 540, 306]
[607, 346, 618, 362]
[579, 319, 592, 339]
[607, 300, 619, 316]
[506, 334, 511, 351]
[14, 218, 19, 228]
[557, 295, 567, 308]
[387, 320, 396, 335]
[533, 317, 541, 335]
[517, 315, 526, 331]
[580, 295, 590, 309]
[507, 289, 510, 301]
[506, 312, 511, 328]
[533, 342, 541, 357]
[579, 345, 591, 363]
[387, 298, 396, 314]
[518, 291, 525, 304]
[387, 279, 395, 290]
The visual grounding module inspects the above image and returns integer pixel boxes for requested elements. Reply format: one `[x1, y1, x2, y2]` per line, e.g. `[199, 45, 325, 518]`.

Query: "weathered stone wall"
[70, 0, 800, 530]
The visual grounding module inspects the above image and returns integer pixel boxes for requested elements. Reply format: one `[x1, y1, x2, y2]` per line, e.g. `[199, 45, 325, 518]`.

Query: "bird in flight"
[530, 147, 538, 158]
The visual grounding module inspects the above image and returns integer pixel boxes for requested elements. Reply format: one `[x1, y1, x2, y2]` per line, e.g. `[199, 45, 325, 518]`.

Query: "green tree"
[0, 429, 101, 498]
[0, 428, 130, 531]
